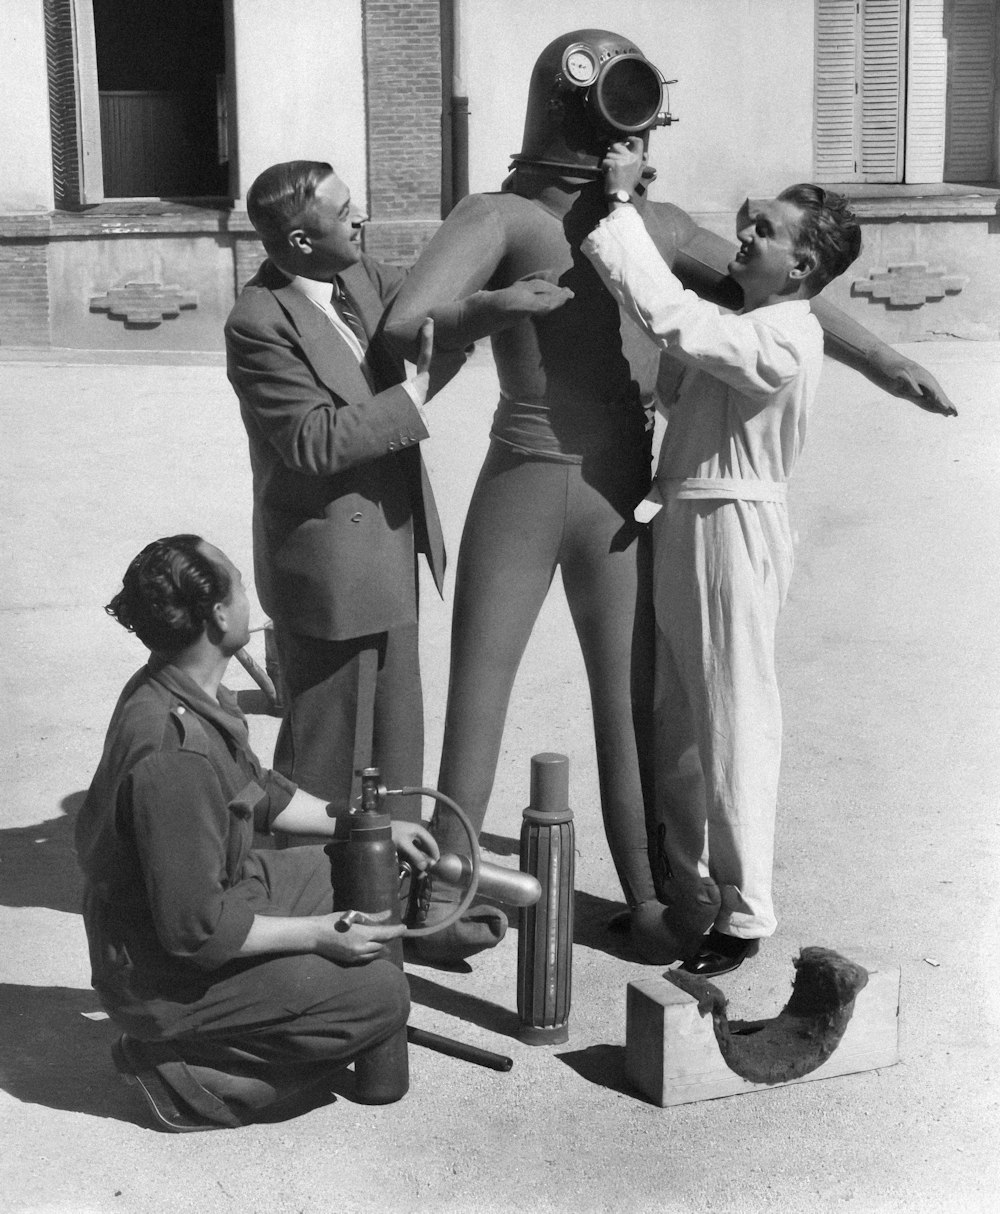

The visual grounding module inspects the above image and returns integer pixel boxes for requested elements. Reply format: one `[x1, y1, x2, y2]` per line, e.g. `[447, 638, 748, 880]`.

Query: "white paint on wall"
[0, 0, 56, 211]
[232, 0, 368, 210]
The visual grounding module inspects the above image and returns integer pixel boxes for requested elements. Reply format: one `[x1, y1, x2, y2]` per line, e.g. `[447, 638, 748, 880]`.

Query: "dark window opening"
[93, 0, 227, 198]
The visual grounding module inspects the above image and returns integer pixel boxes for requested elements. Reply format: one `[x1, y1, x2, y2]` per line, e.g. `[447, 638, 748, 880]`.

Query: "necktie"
[332, 279, 368, 351]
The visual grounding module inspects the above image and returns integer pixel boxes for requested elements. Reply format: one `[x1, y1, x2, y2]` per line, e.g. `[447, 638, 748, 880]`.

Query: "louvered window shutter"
[860, 0, 907, 180]
[815, 0, 861, 181]
[944, 0, 998, 182]
[815, 0, 906, 183]
[906, 0, 948, 182]
[44, 0, 104, 207]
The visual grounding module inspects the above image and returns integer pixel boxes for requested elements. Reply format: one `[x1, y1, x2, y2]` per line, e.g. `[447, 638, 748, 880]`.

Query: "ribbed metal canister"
[517, 752, 575, 1044]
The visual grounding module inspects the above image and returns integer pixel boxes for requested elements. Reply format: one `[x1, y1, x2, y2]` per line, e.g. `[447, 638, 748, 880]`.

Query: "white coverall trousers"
[651, 486, 793, 940]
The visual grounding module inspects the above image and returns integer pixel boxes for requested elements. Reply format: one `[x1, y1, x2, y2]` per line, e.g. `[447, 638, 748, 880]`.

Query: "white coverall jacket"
[584, 205, 824, 938]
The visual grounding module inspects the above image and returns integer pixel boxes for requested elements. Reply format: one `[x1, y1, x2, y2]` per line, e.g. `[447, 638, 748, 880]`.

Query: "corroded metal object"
[667, 946, 870, 1085]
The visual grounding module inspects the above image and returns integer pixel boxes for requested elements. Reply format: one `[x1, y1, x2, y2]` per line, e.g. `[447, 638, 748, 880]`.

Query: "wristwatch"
[607, 188, 632, 206]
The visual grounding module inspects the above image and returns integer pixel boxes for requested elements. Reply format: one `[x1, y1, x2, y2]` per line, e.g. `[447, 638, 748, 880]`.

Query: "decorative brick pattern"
[234, 234, 266, 293]
[853, 262, 969, 308]
[363, 0, 443, 263]
[90, 281, 198, 327]
[361, 218, 441, 266]
[0, 240, 51, 347]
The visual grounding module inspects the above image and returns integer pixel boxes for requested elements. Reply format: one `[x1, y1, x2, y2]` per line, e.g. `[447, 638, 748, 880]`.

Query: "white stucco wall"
[0, 0, 55, 211]
[458, 0, 815, 221]
[232, 0, 368, 210]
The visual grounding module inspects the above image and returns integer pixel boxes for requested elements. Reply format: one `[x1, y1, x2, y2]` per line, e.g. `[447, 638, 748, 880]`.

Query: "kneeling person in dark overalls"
[75, 534, 437, 1130]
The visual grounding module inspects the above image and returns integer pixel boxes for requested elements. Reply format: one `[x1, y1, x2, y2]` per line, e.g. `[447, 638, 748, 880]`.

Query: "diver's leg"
[433, 443, 565, 855]
[411, 445, 566, 965]
[559, 463, 656, 908]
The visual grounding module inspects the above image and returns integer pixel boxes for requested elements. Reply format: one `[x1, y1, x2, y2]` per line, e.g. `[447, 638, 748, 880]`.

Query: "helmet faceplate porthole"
[591, 55, 663, 133]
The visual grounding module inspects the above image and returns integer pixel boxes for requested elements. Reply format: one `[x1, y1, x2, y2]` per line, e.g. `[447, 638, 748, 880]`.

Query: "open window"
[45, 0, 231, 207]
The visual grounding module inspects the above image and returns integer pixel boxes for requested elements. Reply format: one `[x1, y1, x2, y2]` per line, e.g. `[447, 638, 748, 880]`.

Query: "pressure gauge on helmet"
[562, 43, 598, 87]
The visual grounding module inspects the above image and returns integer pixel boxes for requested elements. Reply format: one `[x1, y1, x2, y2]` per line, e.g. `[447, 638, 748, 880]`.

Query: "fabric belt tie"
[663, 476, 788, 503]
[634, 476, 787, 523]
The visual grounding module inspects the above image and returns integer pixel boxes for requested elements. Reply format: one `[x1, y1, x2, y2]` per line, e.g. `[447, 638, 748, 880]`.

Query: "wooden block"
[625, 960, 900, 1107]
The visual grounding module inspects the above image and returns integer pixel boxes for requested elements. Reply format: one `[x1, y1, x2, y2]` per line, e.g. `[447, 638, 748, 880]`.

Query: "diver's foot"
[404, 877, 507, 967]
[628, 896, 721, 965]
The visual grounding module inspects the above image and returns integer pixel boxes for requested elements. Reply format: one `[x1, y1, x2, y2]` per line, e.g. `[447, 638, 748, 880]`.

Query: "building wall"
[231, 0, 367, 209]
[0, 0, 996, 349]
[47, 215, 242, 351]
[824, 208, 1000, 342]
[0, 0, 55, 213]
[362, 0, 444, 264]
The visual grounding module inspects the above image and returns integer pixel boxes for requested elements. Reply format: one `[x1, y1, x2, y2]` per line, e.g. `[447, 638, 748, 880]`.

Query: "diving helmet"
[510, 29, 674, 176]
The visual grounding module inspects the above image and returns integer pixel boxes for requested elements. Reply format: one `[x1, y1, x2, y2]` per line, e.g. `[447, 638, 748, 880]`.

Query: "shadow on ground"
[0, 982, 143, 1125]
[406, 973, 521, 1039]
[555, 1043, 636, 1097]
[1, 793, 85, 913]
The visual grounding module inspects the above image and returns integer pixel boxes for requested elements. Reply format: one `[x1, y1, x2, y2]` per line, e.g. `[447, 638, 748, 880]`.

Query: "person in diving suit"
[385, 29, 957, 966]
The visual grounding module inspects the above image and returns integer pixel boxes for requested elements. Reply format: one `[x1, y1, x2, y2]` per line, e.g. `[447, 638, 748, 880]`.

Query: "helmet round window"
[593, 57, 662, 132]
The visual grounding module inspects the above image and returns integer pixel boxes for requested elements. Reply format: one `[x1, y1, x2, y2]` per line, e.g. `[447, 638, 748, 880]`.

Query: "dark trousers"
[272, 622, 424, 823]
[121, 848, 410, 1110]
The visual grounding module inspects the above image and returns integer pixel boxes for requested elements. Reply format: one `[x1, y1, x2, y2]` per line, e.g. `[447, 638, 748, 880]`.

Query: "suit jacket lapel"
[269, 267, 373, 401]
[339, 260, 408, 391]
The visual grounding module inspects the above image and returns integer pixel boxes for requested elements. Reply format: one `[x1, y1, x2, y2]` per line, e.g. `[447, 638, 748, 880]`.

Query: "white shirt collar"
[284, 272, 368, 365]
[287, 274, 335, 306]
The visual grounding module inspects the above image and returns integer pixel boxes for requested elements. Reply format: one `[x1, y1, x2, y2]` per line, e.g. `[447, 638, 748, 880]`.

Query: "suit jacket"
[225, 255, 445, 641]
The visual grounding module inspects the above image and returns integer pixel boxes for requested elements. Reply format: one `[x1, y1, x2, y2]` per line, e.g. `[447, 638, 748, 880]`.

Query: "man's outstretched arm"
[809, 294, 957, 415]
[651, 206, 957, 417]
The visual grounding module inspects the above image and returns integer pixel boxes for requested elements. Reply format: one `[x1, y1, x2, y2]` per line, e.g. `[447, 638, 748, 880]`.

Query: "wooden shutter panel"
[906, 0, 948, 183]
[815, 0, 905, 183]
[859, 0, 906, 181]
[944, 0, 998, 182]
[43, 0, 104, 207]
[815, 0, 861, 181]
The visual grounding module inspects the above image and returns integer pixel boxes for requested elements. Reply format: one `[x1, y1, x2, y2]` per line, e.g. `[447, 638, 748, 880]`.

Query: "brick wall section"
[362, 0, 443, 264]
[0, 234, 50, 347]
[233, 232, 266, 294]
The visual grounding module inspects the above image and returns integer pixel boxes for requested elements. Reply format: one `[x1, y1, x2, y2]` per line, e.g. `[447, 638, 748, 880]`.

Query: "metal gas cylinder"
[326, 768, 408, 1103]
[517, 752, 575, 1044]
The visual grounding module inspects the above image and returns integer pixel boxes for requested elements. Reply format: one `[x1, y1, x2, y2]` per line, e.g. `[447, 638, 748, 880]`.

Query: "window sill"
[817, 183, 1000, 219]
[0, 201, 257, 239]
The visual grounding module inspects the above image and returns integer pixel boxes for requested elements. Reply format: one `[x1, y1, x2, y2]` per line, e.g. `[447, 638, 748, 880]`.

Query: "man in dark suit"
[225, 161, 569, 958]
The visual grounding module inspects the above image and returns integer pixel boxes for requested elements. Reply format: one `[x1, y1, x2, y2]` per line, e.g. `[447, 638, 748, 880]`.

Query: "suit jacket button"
[351, 512, 363, 522]
[387, 442, 396, 451]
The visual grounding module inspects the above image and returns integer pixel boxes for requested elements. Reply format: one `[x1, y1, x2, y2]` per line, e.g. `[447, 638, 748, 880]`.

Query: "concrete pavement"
[1, 340, 998, 1214]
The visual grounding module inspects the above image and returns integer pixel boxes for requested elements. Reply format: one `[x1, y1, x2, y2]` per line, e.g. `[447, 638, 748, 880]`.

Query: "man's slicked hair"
[778, 183, 862, 292]
[246, 160, 334, 245]
[106, 534, 231, 656]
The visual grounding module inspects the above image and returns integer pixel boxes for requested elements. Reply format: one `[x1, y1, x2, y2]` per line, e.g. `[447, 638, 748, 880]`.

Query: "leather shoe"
[681, 930, 761, 977]
[111, 1035, 241, 1132]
